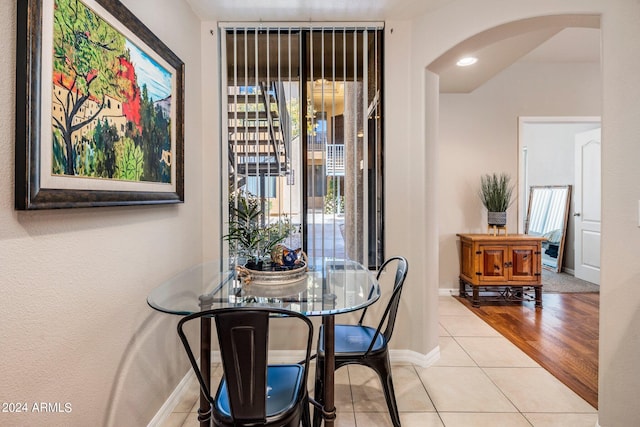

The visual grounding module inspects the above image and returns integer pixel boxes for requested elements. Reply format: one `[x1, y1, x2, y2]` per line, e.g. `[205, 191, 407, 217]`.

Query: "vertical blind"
[220, 23, 384, 268]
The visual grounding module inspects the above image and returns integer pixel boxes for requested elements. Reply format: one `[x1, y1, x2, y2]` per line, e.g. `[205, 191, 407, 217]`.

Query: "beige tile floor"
[161, 296, 598, 427]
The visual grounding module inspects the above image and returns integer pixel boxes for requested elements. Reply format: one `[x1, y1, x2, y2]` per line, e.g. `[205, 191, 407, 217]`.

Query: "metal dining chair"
[178, 307, 314, 427]
[312, 256, 409, 427]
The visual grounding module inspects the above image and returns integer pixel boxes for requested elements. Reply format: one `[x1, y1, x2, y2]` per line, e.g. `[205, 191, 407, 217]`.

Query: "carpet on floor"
[541, 269, 600, 293]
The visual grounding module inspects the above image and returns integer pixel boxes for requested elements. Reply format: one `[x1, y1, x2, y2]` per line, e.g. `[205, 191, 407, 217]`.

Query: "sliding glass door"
[221, 24, 384, 267]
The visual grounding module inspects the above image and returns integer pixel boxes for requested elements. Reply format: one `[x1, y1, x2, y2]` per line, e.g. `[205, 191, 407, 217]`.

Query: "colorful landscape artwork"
[51, 0, 174, 183]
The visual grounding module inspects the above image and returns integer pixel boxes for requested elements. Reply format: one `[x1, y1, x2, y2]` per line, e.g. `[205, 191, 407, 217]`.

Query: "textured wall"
[0, 0, 203, 425]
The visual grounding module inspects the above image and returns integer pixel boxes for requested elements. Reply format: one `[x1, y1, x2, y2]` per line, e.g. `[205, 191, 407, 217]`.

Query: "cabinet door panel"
[479, 246, 507, 282]
[510, 245, 538, 281]
[460, 240, 475, 279]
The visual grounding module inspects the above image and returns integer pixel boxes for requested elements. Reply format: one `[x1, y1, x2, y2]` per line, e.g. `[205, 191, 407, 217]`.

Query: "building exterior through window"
[221, 24, 384, 268]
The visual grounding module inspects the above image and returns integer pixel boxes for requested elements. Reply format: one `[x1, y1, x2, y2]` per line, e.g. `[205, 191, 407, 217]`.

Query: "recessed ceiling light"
[456, 56, 478, 67]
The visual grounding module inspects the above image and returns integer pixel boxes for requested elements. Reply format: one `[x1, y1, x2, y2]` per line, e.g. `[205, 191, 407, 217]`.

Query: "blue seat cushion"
[320, 324, 386, 354]
[215, 364, 304, 418]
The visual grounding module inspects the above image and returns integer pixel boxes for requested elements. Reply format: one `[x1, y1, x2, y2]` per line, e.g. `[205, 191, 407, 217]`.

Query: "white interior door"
[574, 128, 601, 284]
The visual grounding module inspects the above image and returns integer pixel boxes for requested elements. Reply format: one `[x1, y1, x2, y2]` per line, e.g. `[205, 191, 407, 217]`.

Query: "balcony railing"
[326, 144, 345, 176]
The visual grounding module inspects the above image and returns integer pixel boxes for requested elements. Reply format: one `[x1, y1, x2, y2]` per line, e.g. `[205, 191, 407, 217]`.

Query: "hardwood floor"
[455, 292, 599, 409]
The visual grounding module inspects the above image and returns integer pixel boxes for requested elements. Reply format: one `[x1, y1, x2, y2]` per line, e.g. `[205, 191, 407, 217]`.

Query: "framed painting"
[15, 0, 184, 209]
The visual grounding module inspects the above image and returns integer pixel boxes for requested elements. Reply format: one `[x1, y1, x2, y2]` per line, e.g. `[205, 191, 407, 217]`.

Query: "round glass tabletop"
[147, 258, 380, 317]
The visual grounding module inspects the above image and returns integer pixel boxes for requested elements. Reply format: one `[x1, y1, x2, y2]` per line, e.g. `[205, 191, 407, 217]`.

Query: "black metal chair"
[313, 256, 409, 427]
[178, 307, 314, 427]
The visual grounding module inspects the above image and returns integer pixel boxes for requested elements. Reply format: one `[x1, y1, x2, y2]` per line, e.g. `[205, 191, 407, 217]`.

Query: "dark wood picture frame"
[15, 0, 184, 209]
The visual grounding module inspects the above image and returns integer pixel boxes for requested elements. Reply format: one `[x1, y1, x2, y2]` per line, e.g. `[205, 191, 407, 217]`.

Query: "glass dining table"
[147, 258, 380, 427]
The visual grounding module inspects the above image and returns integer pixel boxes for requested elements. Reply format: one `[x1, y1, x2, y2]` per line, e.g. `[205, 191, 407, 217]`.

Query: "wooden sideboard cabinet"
[457, 233, 545, 308]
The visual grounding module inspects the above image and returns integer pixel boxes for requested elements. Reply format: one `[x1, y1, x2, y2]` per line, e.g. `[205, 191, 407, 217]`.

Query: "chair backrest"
[358, 256, 409, 352]
[177, 307, 314, 424]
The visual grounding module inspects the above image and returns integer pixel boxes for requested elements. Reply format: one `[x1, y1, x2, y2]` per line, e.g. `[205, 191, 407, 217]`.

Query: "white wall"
[200, 24, 222, 261]
[383, 21, 441, 359]
[598, 1, 640, 425]
[0, 0, 203, 425]
[411, 0, 640, 425]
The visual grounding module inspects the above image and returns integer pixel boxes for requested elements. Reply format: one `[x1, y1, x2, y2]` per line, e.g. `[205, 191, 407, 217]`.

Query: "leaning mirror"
[525, 185, 572, 272]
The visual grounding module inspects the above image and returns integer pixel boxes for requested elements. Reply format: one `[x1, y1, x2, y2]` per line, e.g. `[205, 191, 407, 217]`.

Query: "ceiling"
[428, 15, 601, 93]
[186, 1, 601, 93]
[435, 26, 601, 93]
[185, 0, 454, 21]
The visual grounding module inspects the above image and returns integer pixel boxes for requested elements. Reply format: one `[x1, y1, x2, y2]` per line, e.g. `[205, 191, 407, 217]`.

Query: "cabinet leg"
[535, 287, 543, 309]
[472, 286, 480, 307]
[459, 279, 465, 297]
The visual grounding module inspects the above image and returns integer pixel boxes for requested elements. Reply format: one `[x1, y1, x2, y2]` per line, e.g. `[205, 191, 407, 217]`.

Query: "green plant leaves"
[479, 173, 514, 212]
[224, 191, 294, 263]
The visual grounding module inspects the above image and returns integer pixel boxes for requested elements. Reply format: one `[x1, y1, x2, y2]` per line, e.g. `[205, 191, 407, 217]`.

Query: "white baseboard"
[147, 368, 195, 427]
[439, 288, 459, 296]
[389, 346, 440, 367]
[234, 346, 442, 368]
[266, 347, 441, 368]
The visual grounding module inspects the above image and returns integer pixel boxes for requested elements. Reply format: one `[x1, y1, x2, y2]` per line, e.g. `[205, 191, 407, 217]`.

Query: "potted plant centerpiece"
[224, 190, 307, 289]
[479, 172, 515, 229]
